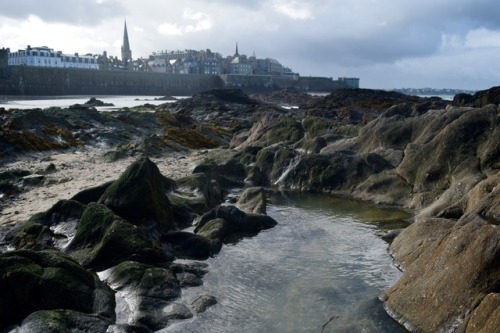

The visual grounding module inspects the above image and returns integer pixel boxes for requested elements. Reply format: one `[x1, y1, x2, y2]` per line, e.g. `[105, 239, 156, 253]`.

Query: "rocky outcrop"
[303, 88, 447, 124]
[0, 154, 278, 331]
[383, 214, 499, 333]
[452, 85, 500, 107]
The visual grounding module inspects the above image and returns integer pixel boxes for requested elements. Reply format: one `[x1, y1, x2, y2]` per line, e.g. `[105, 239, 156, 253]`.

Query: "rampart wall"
[0, 67, 224, 96]
[220, 74, 336, 93]
[0, 66, 343, 96]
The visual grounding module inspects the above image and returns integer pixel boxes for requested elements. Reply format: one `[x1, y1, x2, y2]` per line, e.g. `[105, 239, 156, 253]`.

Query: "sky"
[1, 0, 499, 90]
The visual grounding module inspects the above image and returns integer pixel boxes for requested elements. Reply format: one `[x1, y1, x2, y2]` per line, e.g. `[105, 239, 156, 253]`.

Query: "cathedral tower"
[121, 20, 132, 65]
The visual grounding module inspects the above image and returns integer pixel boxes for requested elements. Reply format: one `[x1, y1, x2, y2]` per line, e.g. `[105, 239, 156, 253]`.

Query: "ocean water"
[163, 193, 411, 333]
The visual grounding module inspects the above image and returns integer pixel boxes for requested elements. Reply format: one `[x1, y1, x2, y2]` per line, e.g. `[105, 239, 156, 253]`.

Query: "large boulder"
[195, 205, 277, 240]
[0, 250, 115, 331]
[98, 157, 174, 231]
[383, 214, 500, 332]
[66, 203, 170, 270]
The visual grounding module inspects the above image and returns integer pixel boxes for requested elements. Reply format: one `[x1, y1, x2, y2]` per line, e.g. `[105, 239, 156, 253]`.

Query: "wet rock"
[84, 97, 114, 107]
[7, 199, 85, 250]
[66, 203, 170, 270]
[98, 157, 174, 231]
[175, 271, 203, 287]
[191, 294, 217, 313]
[0, 169, 31, 196]
[195, 205, 277, 241]
[15, 309, 112, 333]
[194, 218, 229, 254]
[0, 250, 115, 331]
[236, 186, 267, 215]
[105, 261, 187, 331]
[162, 231, 212, 260]
[383, 214, 500, 333]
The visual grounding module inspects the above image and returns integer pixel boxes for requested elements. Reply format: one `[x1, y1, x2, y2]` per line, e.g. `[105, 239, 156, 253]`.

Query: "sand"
[0, 148, 208, 226]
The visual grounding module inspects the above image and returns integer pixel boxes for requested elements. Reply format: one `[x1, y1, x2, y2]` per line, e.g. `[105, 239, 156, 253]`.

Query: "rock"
[8, 199, 85, 250]
[274, 151, 390, 192]
[388, 216, 456, 269]
[177, 173, 224, 209]
[15, 309, 112, 333]
[162, 231, 212, 260]
[195, 205, 277, 240]
[105, 261, 190, 331]
[98, 157, 174, 231]
[0, 250, 115, 331]
[175, 272, 203, 287]
[452, 85, 500, 107]
[70, 180, 113, 204]
[465, 293, 500, 333]
[383, 214, 500, 333]
[84, 97, 114, 107]
[35, 163, 57, 175]
[194, 218, 229, 254]
[233, 112, 304, 150]
[0, 169, 31, 196]
[191, 294, 217, 313]
[66, 203, 170, 270]
[236, 186, 267, 214]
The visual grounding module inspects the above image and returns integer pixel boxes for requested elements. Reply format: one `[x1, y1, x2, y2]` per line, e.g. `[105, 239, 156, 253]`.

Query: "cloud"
[158, 8, 213, 36]
[0, 0, 125, 25]
[272, 0, 315, 20]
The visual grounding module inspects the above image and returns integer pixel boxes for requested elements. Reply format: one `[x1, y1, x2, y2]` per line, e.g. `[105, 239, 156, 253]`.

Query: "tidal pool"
[163, 193, 412, 333]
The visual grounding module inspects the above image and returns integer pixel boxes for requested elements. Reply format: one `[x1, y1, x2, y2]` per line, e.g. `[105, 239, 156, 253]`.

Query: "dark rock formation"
[191, 294, 217, 313]
[98, 157, 174, 231]
[84, 97, 114, 107]
[66, 203, 169, 270]
[195, 205, 277, 242]
[0, 250, 115, 331]
[452, 85, 500, 107]
[303, 88, 447, 124]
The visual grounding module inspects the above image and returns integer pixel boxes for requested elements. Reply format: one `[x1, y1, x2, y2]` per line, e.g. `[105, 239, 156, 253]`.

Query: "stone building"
[7, 45, 99, 70]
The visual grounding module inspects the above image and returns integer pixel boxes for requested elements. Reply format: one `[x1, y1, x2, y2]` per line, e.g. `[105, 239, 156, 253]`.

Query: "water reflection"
[163, 193, 410, 333]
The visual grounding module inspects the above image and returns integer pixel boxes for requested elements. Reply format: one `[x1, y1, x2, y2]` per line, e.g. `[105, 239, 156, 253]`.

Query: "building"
[7, 45, 99, 70]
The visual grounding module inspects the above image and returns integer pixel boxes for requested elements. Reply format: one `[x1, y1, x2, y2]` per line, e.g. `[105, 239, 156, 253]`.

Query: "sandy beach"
[0, 148, 208, 226]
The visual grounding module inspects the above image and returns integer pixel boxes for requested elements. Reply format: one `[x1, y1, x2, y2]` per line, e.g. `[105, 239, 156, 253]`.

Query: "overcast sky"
[1, 0, 499, 90]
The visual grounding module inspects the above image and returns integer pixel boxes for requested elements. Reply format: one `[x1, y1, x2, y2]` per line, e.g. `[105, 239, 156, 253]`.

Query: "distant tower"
[121, 20, 132, 65]
[234, 42, 239, 57]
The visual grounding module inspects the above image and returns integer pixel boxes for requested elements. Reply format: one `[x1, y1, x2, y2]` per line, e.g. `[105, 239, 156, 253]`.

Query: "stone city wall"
[0, 66, 341, 96]
[0, 67, 224, 96]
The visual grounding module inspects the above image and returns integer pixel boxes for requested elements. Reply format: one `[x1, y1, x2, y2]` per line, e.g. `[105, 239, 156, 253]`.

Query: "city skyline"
[1, 0, 499, 90]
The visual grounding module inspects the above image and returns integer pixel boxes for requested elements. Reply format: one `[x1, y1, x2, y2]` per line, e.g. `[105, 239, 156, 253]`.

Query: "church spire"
[121, 20, 132, 64]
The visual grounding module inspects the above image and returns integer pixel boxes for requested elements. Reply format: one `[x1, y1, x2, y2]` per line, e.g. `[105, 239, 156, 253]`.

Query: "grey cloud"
[0, 0, 126, 25]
